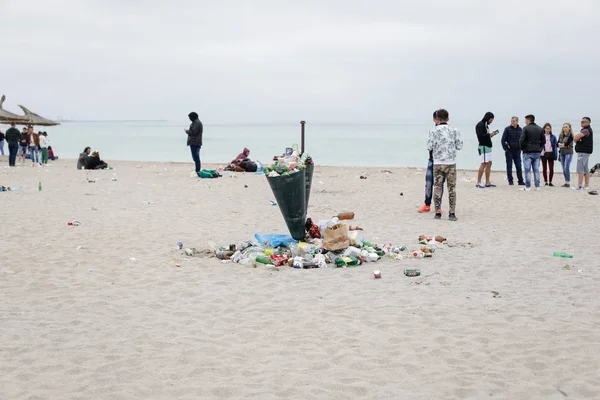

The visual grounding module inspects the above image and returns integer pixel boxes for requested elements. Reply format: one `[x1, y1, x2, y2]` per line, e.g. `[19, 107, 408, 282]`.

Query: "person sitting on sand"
[77, 147, 91, 169]
[48, 146, 58, 160]
[85, 151, 109, 170]
[235, 147, 250, 162]
[225, 148, 257, 172]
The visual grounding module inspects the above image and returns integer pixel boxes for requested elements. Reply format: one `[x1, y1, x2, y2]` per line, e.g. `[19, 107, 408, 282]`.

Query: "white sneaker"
[520, 187, 531, 191]
[535, 187, 541, 191]
[583, 186, 590, 190]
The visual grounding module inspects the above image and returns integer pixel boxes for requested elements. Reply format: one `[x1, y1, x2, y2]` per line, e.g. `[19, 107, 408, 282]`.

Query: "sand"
[1, 157, 599, 400]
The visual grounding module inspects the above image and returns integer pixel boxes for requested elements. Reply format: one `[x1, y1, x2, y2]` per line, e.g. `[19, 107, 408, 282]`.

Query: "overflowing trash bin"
[263, 147, 314, 240]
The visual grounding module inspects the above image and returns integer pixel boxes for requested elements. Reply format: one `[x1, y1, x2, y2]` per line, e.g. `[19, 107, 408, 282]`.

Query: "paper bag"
[323, 224, 350, 251]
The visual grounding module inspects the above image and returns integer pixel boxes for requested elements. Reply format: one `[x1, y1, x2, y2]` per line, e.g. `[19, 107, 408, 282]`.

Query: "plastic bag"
[254, 233, 297, 248]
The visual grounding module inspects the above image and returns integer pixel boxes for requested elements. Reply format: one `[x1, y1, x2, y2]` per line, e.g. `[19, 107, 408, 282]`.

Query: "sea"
[36, 121, 562, 171]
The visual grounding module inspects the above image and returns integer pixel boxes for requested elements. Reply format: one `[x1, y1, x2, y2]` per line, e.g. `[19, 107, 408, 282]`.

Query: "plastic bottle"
[435, 235, 446, 243]
[343, 246, 361, 257]
[367, 253, 379, 262]
[362, 241, 376, 248]
[334, 257, 347, 267]
[553, 252, 574, 258]
[337, 212, 355, 220]
[344, 256, 360, 266]
[326, 217, 340, 228]
[216, 249, 234, 260]
[255, 255, 273, 265]
[38, 181, 42, 191]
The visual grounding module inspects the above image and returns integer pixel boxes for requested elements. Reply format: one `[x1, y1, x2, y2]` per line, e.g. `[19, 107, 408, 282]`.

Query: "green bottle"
[38, 181, 42, 191]
[362, 241, 376, 248]
[255, 255, 273, 265]
[335, 256, 360, 267]
[553, 252, 573, 259]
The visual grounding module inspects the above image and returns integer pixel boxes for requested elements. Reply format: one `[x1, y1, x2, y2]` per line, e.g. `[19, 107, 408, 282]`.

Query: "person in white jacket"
[427, 109, 464, 221]
[39, 132, 50, 165]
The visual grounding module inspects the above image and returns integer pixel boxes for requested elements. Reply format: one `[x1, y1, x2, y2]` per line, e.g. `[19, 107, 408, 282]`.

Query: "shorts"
[478, 146, 492, 163]
[577, 153, 591, 174]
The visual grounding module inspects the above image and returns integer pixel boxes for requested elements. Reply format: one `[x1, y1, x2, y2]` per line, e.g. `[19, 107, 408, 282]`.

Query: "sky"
[1, 0, 599, 124]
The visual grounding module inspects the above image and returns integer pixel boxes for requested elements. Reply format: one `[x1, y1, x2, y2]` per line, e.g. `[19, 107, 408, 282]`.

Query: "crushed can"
[404, 269, 421, 277]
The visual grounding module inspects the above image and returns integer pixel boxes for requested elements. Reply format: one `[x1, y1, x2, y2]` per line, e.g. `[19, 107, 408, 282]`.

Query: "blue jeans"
[190, 145, 201, 173]
[0, 139, 4, 155]
[505, 149, 524, 185]
[8, 143, 18, 166]
[30, 146, 39, 164]
[522, 153, 541, 188]
[560, 153, 573, 182]
[425, 159, 444, 206]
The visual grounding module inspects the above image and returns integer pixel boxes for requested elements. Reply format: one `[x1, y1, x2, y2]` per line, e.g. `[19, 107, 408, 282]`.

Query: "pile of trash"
[209, 212, 447, 269]
[263, 146, 313, 177]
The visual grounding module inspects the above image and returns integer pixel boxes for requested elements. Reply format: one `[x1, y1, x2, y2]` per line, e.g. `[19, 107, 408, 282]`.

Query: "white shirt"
[39, 135, 49, 148]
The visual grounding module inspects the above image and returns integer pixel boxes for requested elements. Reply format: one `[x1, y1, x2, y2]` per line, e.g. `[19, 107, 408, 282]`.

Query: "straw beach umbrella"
[0, 94, 60, 127]
[0, 94, 28, 124]
[17, 105, 60, 127]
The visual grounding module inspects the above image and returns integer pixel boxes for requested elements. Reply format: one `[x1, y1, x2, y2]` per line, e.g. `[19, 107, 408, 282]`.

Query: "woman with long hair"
[557, 122, 574, 187]
[541, 123, 558, 186]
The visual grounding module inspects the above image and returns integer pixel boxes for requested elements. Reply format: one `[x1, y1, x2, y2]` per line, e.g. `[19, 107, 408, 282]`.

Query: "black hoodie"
[475, 112, 495, 148]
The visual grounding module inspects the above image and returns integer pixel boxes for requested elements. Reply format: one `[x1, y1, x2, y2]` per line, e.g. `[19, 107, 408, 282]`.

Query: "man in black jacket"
[5, 122, 22, 167]
[185, 112, 203, 175]
[574, 117, 593, 190]
[519, 114, 545, 190]
[501, 116, 525, 186]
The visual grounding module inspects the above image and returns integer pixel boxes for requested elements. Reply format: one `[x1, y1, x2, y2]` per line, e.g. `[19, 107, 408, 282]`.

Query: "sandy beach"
[1, 157, 599, 400]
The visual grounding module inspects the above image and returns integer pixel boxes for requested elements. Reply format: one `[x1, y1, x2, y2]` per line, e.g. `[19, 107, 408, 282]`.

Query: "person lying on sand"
[85, 151, 109, 170]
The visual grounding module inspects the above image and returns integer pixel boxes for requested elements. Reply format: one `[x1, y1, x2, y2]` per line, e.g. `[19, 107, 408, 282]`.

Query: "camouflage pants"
[433, 164, 457, 214]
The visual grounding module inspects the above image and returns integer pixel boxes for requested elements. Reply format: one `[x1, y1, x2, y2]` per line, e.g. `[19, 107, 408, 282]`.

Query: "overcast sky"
[1, 0, 599, 123]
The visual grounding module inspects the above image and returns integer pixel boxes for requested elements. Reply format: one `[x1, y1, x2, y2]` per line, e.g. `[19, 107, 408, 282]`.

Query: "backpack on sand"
[198, 169, 221, 178]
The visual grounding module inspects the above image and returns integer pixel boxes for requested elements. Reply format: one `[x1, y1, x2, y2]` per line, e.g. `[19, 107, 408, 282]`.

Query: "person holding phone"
[185, 111, 203, 176]
[475, 111, 498, 188]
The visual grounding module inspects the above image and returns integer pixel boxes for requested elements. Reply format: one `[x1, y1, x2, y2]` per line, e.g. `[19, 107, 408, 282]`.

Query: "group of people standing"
[1, 122, 56, 167]
[477, 114, 593, 190]
[421, 111, 595, 220]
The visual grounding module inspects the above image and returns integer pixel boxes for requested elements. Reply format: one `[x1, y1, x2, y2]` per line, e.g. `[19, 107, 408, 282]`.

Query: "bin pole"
[300, 121, 306, 155]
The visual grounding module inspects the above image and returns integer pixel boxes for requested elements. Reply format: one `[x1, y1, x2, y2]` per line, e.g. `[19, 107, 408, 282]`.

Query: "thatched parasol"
[17, 105, 60, 126]
[0, 94, 28, 123]
[0, 94, 60, 126]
